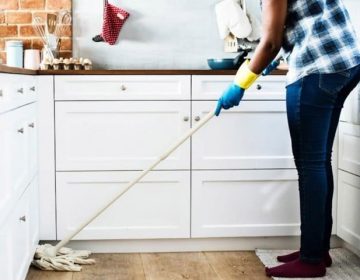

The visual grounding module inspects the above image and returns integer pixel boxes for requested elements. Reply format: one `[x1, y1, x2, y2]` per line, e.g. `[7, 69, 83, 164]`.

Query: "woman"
[215, 0, 360, 278]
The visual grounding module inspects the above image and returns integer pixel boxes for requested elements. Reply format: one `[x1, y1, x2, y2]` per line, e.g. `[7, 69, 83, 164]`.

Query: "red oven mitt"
[93, 0, 130, 45]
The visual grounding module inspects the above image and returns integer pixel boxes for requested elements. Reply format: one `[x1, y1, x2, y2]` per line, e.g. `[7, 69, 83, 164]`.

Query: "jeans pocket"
[319, 69, 352, 96]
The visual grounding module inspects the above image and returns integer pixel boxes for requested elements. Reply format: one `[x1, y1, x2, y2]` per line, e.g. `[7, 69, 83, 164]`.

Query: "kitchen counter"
[37, 69, 288, 75]
[0, 64, 288, 76]
[0, 64, 37, 75]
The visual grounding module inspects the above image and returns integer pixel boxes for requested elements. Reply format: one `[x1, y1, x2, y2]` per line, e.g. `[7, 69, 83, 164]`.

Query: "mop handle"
[54, 109, 216, 252]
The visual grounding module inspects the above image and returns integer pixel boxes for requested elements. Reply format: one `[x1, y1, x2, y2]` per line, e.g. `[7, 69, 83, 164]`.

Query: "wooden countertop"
[37, 69, 288, 75]
[0, 64, 37, 75]
[0, 65, 288, 76]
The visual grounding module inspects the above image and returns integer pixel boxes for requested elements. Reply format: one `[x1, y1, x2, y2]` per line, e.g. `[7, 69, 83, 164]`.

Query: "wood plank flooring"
[26, 251, 269, 280]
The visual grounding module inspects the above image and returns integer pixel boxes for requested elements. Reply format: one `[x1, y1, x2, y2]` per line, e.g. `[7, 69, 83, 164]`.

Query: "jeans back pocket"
[319, 69, 352, 96]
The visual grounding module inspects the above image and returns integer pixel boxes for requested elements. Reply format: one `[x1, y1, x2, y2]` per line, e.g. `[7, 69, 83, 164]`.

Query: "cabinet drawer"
[339, 123, 360, 177]
[337, 170, 360, 250]
[192, 101, 294, 169]
[56, 171, 190, 240]
[55, 101, 191, 171]
[0, 74, 36, 114]
[191, 169, 300, 237]
[192, 75, 286, 101]
[55, 75, 191, 100]
[0, 183, 33, 280]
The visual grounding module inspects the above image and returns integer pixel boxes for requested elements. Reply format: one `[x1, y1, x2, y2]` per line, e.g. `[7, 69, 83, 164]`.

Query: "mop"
[32, 110, 215, 271]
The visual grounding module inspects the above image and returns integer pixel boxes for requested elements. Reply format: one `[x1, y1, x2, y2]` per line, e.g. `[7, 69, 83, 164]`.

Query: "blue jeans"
[286, 64, 360, 263]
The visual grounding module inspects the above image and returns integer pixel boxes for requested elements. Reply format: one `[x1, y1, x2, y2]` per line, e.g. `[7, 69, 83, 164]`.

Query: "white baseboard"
[40, 235, 341, 253]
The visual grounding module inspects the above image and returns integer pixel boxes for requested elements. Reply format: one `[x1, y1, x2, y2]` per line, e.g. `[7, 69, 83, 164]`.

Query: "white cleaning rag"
[215, 0, 252, 40]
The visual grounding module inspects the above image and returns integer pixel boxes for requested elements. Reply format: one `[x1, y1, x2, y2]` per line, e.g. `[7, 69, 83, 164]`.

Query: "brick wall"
[0, 0, 72, 63]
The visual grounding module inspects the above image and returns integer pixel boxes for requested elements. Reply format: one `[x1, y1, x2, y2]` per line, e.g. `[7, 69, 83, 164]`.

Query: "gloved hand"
[262, 60, 280, 76]
[215, 60, 259, 116]
[215, 84, 245, 116]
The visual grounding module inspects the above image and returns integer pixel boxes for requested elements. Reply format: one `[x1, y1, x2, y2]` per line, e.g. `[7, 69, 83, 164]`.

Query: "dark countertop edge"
[37, 69, 288, 75]
[0, 65, 288, 76]
[0, 64, 37, 75]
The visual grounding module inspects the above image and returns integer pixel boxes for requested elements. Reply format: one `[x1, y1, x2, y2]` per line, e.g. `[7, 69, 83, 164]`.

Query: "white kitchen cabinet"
[340, 84, 360, 124]
[0, 103, 37, 225]
[339, 122, 360, 177]
[337, 170, 360, 251]
[191, 169, 300, 237]
[56, 171, 190, 240]
[55, 75, 191, 101]
[55, 101, 191, 171]
[192, 75, 286, 100]
[0, 74, 36, 114]
[192, 101, 294, 170]
[0, 177, 39, 280]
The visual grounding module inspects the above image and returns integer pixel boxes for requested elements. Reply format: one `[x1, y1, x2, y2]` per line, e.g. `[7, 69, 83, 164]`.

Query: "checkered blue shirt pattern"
[282, 0, 360, 84]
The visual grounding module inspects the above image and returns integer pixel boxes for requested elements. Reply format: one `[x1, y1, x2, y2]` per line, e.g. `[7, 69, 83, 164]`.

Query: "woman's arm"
[248, 0, 288, 74]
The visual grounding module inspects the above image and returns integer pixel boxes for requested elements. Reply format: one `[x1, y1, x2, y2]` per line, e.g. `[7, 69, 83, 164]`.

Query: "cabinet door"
[192, 101, 294, 169]
[191, 170, 300, 237]
[27, 103, 38, 179]
[56, 101, 191, 171]
[55, 75, 191, 100]
[340, 84, 360, 124]
[56, 171, 190, 239]
[337, 171, 360, 250]
[0, 217, 13, 280]
[192, 75, 286, 100]
[0, 113, 12, 221]
[339, 123, 360, 177]
[29, 177, 40, 253]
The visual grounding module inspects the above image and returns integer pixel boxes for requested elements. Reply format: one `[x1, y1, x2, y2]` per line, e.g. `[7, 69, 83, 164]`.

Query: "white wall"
[72, 0, 261, 69]
[72, 0, 359, 70]
[344, 0, 360, 30]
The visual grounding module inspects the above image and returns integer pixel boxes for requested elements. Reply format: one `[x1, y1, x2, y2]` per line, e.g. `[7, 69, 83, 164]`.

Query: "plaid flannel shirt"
[282, 0, 360, 84]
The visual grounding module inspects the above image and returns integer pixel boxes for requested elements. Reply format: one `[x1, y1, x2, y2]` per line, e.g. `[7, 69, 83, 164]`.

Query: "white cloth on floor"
[215, 0, 252, 40]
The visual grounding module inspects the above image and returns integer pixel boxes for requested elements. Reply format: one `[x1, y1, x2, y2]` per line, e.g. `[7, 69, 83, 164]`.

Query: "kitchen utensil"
[47, 13, 57, 34]
[55, 11, 72, 50]
[47, 13, 58, 50]
[24, 49, 40, 70]
[224, 33, 238, 53]
[33, 109, 216, 272]
[207, 50, 248, 70]
[32, 17, 54, 60]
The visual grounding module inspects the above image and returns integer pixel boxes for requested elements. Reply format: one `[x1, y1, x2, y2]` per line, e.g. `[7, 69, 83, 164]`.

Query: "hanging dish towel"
[93, 0, 130, 45]
[240, 0, 262, 41]
[215, 0, 252, 40]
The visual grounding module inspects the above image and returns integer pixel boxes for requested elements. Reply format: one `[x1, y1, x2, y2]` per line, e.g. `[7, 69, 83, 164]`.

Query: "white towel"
[240, 0, 262, 41]
[215, 0, 252, 40]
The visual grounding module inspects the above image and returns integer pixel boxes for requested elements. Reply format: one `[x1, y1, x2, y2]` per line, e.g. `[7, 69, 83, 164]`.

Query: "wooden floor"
[26, 251, 269, 280]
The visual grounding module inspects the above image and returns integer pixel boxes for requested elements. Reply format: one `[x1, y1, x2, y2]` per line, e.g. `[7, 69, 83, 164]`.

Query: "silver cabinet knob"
[256, 84, 262, 90]
[29, 86, 36, 92]
[17, 88, 24, 94]
[183, 116, 189, 122]
[121, 85, 127, 91]
[28, 122, 35, 128]
[194, 116, 201, 122]
[19, 216, 26, 222]
[17, 128, 24, 134]
[0, 89, 3, 97]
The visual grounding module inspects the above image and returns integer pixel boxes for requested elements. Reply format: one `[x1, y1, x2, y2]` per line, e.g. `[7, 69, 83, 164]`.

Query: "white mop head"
[32, 244, 96, 272]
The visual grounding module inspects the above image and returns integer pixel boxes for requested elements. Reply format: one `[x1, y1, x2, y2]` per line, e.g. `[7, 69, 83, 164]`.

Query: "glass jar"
[6, 40, 23, 68]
